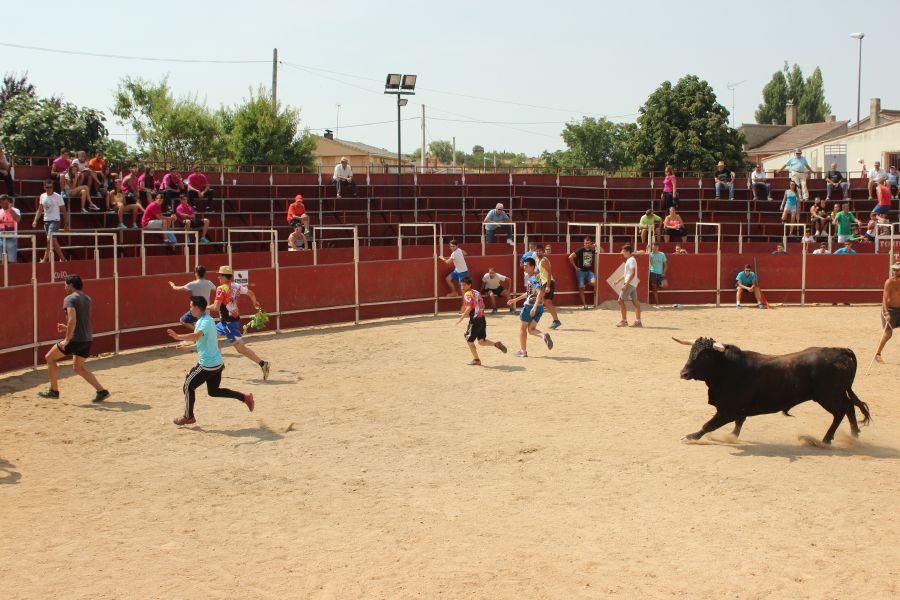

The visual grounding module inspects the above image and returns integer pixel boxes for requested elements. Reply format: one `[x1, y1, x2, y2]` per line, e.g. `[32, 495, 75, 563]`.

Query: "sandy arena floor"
[1, 304, 899, 599]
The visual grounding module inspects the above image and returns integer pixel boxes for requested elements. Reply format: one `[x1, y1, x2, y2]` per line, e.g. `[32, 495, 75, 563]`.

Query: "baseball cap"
[294, 194, 304, 202]
[794, 148, 802, 154]
[217, 266, 234, 275]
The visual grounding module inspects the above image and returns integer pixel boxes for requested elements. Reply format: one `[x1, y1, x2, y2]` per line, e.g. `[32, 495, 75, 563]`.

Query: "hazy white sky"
[4, 0, 897, 157]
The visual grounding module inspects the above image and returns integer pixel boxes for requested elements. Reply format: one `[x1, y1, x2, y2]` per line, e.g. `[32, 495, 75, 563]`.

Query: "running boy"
[456, 276, 507, 365]
[536, 244, 562, 329]
[209, 265, 271, 380]
[507, 257, 553, 357]
[169, 264, 217, 329]
[874, 262, 900, 363]
[166, 296, 254, 425]
[613, 244, 642, 327]
[439, 239, 469, 296]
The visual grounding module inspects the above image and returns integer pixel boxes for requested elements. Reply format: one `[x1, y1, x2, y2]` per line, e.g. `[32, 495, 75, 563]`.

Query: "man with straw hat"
[874, 262, 900, 363]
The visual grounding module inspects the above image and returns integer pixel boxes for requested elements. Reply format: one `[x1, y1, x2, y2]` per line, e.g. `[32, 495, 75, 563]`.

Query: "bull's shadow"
[725, 439, 900, 462]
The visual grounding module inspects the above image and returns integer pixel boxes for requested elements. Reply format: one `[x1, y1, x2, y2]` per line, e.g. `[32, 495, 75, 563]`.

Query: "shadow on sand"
[191, 425, 285, 444]
[77, 401, 152, 412]
[0, 459, 22, 485]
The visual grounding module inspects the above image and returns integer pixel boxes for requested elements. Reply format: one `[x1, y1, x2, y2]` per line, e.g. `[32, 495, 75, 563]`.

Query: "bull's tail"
[848, 388, 871, 426]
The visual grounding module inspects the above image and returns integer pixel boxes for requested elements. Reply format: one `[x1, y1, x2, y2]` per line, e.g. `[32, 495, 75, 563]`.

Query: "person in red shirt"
[87, 150, 107, 194]
[455, 276, 507, 365]
[874, 181, 893, 217]
[175, 193, 210, 243]
[186, 164, 214, 211]
[286, 194, 309, 250]
[141, 193, 178, 246]
[50, 149, 71, 192]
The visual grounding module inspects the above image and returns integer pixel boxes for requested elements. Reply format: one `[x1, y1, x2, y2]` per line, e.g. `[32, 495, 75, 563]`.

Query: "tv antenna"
[727, 80, 747, 128]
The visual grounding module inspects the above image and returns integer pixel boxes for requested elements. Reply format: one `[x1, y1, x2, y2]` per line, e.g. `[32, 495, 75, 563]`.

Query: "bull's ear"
[672, 337, 696, 346]
[713, 342, 726, 352]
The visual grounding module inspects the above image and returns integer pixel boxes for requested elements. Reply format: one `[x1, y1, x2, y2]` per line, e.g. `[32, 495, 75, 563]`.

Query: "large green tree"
[799, 67, 831, 124]
[629, 75, 745, 171]
[220, 86, 314, 166]
[755, 63, 831, 125]
[544, 117, 635, 171]
[0, 94, 108, 157]
[755, 70, 788, 125]
[0, 71, 36, 117]
[113, 77, 227, 165]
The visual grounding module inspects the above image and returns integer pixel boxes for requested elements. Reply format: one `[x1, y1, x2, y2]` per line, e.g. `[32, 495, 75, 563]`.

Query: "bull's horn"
[671, 337, 696, 346]
[713, 342, 726, 352]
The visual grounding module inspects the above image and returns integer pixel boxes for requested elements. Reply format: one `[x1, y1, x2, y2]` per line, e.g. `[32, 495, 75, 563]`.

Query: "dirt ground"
[1, 304, 899, 599]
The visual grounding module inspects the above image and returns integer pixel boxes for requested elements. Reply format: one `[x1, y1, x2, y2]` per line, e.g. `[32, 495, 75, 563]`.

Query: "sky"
[4, 0, 898, 159]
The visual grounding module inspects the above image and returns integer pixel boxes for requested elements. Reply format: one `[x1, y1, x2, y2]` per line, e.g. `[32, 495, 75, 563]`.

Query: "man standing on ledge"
[38, 274, 110, 402]
[333, 157, 357, 198]
[875, 262, 900, 363]
[781, 148, 815, 202]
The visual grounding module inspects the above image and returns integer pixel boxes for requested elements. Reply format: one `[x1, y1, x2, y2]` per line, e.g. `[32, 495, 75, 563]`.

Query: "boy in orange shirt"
[286, 194, 309, 250]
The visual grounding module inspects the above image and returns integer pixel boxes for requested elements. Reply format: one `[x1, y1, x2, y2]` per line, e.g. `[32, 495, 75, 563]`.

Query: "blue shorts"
[576, 270, 596, 287]
[650, 272, 666, 288]
[519, 304, 544, 323]
[44, 220, 61, 235]
[451, 270, 470, 282]
[181, 310, 198, 324]
[216, 320, 243, 343]
[873, 204, 890, 215]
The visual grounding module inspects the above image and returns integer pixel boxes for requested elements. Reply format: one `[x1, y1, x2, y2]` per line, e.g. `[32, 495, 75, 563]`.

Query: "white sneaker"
[506, 239, 514, 246]
[736, 303, 742, 309]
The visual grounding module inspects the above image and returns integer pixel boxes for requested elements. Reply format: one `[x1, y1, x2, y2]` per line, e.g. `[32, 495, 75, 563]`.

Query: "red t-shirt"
[286, 200, 306, 223]
[141, 202, 163, 227]
[187, 172, 208, 190]
[877, 184, 892, 207]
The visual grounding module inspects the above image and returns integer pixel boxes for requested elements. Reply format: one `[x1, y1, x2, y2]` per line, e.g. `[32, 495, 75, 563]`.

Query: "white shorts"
[144, 220, 164, 230]
[837, 234, 853, 243]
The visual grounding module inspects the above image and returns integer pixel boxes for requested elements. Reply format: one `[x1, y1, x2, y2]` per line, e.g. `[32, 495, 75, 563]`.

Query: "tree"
[0, 94, 108, 157]
[786, 64, 805, 108]
[113, 76, 227, 165]
[472, 145, 485, 155]
[799, 67, 831, 124]
[221, 86, 315, 166]
[427, 140, 454, 164]
[0, 71, 36, 116]
[755, 70, 788, 125]
[549, 117, 635, 171]
[629, 75, 746, 172]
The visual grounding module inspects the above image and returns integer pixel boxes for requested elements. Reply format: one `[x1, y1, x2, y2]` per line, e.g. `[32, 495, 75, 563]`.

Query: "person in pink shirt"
[0, 194, 22, 262]
[50, 149, 71, 192]
[874, 181, 892, 216]
[186, 164, 214, 211]
[661, 165, 678, 211]
[160, 168, 185, 214]
[142, 192, 178, 246]
[137, 167, 157, 204]
[175, 193, 210, 243]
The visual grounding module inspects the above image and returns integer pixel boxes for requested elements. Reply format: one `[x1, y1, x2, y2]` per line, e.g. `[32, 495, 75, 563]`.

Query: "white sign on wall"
[234, 270, 249, 286]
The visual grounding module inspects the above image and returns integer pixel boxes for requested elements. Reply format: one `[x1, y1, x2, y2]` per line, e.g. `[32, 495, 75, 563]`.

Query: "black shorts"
[543, 280, 556, 300]
[884, 307, 900, 329]
[465, 316, 487, 342]
[482, 286, 504, 296]
[58, 340, 91, 358]
[650, 273, 666, 288]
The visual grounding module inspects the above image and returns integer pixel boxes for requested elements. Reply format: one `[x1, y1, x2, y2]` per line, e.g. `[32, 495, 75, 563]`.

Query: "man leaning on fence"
[483, 203, 513, 245]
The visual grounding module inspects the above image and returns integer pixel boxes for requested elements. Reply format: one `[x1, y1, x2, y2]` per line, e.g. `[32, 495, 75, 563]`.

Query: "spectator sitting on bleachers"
[50, 149, 71, 192]
[780, 148, 814, 202]
[888, 165, 899, 197]
[110, 175, 143, 230]
[33, 180, 67, 263]
[639, 208, 661, 244]
[0, 194, 21, 262]
[138, 167, 156, 204]
[834, 239, 856, 255]
[333, 157, 357, 198]
[674, 244, 688, 254]
[874, 179, 892, 216]
[286, 194, 309, 250]
[142, 192, 178, 247]
[88, 151, 107, 195]
[175, 193, 210, 243]
[867, 161, 887, 200]
[750, 164, 771, 200]
[812, 242, 830, 254]
[801, 230, 816, 245]
[714, 160, 735, 200]
[661, 166, 678, 209]
[71, 150, 100, 195]
[483, 202, 513, 244]
[160, 168, 185, 215]
[771, 243, 787, 255]
[825, 163, 849, 201]
[864, 212, 881, 242]
[662, 206, 686, 242]
[62, 164, 98, 212]
[0, 147, 14, 198]
[187, 164, 214, 211]
[810, 198, 830, 237]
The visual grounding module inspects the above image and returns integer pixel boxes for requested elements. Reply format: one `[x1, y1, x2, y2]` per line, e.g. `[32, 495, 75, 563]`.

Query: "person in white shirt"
[32, 179, 67, 262]
[868, 161, 888, 199]
[613, 244, 641, 327]
[439, 239, 469, 296]
[0, 194, 21, 262]
[333, 156, 357, 198]
[812, 242, 830, 255]
[750, 164, 771, 200]
[71, 150, 100, 195]
[481, 267, 513, 313]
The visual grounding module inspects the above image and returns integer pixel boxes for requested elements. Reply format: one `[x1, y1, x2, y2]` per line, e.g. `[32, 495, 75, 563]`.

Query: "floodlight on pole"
[850, 33, 865, 130]
[385, 73, 418, 200]
[398, 98, 408, 107]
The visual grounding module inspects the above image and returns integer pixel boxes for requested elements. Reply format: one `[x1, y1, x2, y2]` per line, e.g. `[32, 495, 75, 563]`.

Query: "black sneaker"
[38, 389, 60, 399]
[93, 389, 111, 403]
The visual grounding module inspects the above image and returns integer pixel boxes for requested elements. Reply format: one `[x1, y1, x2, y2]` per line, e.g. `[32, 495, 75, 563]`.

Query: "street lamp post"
[385, 74, 417, 200]
[851, 33, 865, 131]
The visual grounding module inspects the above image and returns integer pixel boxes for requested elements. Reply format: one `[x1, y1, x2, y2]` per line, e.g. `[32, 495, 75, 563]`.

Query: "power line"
[0, 41, 269, 64]
[306, 117, 418, 131]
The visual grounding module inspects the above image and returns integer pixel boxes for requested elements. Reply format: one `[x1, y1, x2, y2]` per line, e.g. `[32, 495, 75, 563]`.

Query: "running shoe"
[468, 359, 482, 366]
[260, 361, 271, 381]
[244, 393, 255, 412]
[615, 320, 629, 327]
[583, 305, 589, 310]
[200, 237, 210, 243]
[88, 203, 101, 211]
[549, 320, 562, 330]
[543, 333, 554, 350]
[757, 303, 764, 309]
[491, 307, 498, 315]
[173, 416, 196, 426]
[495, 341, 508, 354]
[630, 321, 643, 328]
[736, 303, 742, 310]
[117, 223, 127, 230]
[131, 223, 139, 229]
[38, 389, 60, 399]
[93, 389, 110, 403]
[514, 350, 528, 358]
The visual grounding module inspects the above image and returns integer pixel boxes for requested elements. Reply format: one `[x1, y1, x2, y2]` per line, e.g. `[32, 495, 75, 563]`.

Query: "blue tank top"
[785, 191, 798, 206]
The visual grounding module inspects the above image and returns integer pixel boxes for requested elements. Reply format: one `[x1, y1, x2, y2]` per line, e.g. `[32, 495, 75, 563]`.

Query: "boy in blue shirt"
[735, 264, 764, 309]
[167, 295, 254, 426]
[834, 240, 857, 255]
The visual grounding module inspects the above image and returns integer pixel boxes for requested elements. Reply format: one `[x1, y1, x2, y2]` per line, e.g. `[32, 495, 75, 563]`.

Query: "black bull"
[675, 337, 871, 444]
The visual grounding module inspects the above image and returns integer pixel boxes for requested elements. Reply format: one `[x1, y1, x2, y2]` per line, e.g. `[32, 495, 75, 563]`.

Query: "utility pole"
[271, 48, 278, 116]
[336, 103, 341, 139]
[421, 104, 426, 168]
[726, 80, 746, 128]
[452, 136, 456, 169]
